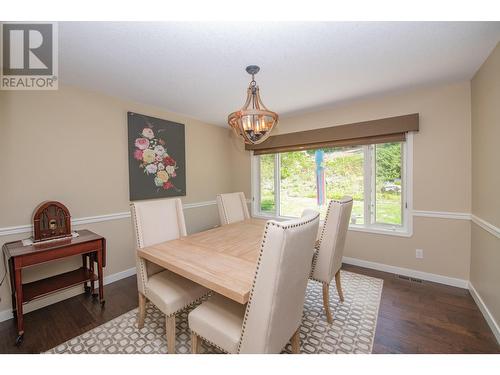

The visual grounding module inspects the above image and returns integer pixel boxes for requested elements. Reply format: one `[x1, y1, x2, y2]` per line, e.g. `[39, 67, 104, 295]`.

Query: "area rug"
[47, 271, 383, 354]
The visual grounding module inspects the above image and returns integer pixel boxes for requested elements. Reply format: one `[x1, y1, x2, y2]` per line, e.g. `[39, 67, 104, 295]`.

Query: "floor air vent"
[395, 274, 423, 283]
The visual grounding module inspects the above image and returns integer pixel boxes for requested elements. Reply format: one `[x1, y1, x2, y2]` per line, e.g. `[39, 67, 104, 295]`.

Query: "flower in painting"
[154, 155, 162, 162]
[145, 163, 158, 174]
[142, 149, 156, 164]
[156, 170, 169, 183]
[165, 165, 175, 175]
[163, 156, 176, 166]
[135, 138, 149, 150]
[153, 145, 165, 156]
[154, 176, 164, 187]
[142, 127, 155, 139]
[133, 149, 143, 161]
[157, 163, 165, 171]
[163, 181, 174, 190]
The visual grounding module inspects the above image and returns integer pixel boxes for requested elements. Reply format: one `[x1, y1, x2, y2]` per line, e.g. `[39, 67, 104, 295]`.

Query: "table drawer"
[17, 240, 102, 268]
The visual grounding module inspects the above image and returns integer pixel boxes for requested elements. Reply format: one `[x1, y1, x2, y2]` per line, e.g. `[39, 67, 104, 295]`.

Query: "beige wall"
[470, 42, 500, 326]
[233, 81, 473, 280]
[0, 85, 238, 315]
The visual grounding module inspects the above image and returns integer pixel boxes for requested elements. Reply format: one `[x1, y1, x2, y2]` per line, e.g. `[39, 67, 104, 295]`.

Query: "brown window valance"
[246, 113, 419, 155]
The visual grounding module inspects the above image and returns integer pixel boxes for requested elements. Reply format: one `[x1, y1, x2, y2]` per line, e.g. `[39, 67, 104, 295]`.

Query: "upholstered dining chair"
[216, 192, 250, 225]
[309, 197, 353, 323]
[130, 198, 209, 354]
[188, 211, 320, 354]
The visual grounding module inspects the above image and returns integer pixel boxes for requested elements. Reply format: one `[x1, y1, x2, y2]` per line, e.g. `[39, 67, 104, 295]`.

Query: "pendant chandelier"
[228, 65, 279, 145]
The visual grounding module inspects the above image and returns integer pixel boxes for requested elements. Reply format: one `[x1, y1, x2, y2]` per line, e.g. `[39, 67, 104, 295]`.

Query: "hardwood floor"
[0, 264, 498, 354]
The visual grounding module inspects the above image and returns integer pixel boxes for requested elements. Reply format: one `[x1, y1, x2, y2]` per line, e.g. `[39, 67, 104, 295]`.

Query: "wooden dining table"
[137, 218, 267, 304]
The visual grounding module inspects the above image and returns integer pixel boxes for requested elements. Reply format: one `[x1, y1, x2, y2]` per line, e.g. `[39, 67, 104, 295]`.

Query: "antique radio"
[32, 201, 72, 242]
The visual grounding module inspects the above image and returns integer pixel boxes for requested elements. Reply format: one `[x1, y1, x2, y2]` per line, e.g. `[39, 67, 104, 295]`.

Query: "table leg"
[90, 252, 96, 298]
[97, 249, 105, 306]
[14, 265, 24, 345]
[82, 254, 90, 294]
[8, 258, 16, 319]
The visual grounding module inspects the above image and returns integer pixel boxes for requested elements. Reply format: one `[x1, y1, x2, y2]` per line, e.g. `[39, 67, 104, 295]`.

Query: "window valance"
[246, 113, 419, 155]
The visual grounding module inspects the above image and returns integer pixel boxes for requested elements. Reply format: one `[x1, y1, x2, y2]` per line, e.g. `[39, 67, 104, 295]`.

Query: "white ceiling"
[59, 22, 500, 126]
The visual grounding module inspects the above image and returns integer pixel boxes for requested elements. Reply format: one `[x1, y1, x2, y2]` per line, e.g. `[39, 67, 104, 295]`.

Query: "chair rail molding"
[471, 215, 500, 239]
[412, 210, 471, 220]
[0, 199, 254, 237]
[2, 207, 497, 239]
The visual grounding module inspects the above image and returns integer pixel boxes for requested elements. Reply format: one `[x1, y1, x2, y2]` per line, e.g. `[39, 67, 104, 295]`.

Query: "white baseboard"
[0, 307, 12, 323]
[342, 256, 469, 289]
[0, 267, 137, 323]
[102, 267, 136, 286]
[468, 282, 500, 345]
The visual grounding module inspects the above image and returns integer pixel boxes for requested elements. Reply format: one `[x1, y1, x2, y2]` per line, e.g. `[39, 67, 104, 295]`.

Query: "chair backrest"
[238, 211, 320, 353]
[216, 192, 250, 225]
[130, 198, 187, 248]
[311, 197, 353, 283]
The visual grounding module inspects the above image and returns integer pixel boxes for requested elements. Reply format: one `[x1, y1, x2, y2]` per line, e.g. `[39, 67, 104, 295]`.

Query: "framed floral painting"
[127, 112, 186, 200]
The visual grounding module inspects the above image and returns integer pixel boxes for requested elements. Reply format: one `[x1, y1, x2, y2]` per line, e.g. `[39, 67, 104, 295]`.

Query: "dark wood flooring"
[0, 264, 498, 354]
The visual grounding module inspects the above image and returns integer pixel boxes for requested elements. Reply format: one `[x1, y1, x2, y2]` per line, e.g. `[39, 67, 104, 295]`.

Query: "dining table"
[137, 218, 268, 304]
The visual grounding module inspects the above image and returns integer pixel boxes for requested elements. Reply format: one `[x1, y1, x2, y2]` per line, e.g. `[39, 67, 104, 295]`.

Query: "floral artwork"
[128, 113, 186, 200]
[133, 126, 178, 191]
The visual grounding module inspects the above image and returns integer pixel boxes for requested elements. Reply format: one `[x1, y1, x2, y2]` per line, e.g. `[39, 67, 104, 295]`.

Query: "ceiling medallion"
[228, 65, 279, 145]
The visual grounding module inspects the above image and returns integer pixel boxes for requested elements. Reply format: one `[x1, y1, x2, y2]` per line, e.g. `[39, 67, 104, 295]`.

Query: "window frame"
[250, 133, 414, 237]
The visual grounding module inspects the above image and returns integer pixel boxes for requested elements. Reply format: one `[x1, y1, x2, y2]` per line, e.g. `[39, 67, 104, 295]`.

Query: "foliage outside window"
[256, 142, 405, 230]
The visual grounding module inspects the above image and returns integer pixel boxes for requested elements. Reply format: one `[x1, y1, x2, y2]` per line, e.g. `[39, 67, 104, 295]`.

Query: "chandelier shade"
[228, 65, 278, 145]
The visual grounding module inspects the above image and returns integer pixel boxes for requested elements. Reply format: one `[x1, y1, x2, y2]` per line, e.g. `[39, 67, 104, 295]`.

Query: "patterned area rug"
[47, 271, 383, 354]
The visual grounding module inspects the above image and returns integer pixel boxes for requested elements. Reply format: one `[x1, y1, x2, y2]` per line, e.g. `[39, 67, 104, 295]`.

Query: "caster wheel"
[84, 286, 91, 294]
[15, 334, 24, 346]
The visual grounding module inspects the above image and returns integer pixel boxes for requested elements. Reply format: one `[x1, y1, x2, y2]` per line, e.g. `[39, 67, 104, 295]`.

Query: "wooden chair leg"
[290, 328, 301, 354]
[166, 315, 176, 354]
[137, 292, 146, 329]
[191, 332, 201, 354]
[335, 271, 344, 302]
[322, 282, 333, 324]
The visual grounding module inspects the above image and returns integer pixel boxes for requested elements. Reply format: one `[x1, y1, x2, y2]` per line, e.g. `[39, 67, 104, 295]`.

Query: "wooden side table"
[2, 229, 106, 345]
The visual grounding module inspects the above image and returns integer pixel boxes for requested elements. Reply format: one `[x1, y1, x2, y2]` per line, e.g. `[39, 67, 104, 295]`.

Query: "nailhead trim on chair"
[130, 203, 148, 291]
[309, 198, 353, 281]
[163, 291, 212, 318]
[190, 329, 230, 353]
[236, 213, 320, 353]
[131, 202, 211, 319]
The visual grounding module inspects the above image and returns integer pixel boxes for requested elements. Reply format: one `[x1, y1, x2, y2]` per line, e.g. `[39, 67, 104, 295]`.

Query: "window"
[253, 140, 410, 234]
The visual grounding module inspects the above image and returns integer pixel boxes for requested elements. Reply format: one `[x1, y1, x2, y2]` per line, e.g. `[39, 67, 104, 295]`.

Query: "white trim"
[413, 210, 471, 220]
[471, 215, 500, 239]
[251, 136, 414, 237]
[0, 267, 137, 323]
[469, 282, 500, 344]
[183, 200, 217, 210]
[0, 211, 132, 237]
[348, 225, 412, 237]
[0, 309, 11, 323]
[342, 256, 469, 289]
[0, 200, 227, 237]
[73, 211, 131, 225]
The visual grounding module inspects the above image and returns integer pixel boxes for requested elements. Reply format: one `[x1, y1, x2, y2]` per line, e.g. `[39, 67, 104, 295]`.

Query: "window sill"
[252, 213, 412, 238]
[348, 224, 412, 238]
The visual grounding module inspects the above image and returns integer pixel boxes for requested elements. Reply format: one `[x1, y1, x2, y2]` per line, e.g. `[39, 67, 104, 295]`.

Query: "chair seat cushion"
[145, 270, 209, 316]
[188, 293, 246, 353]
